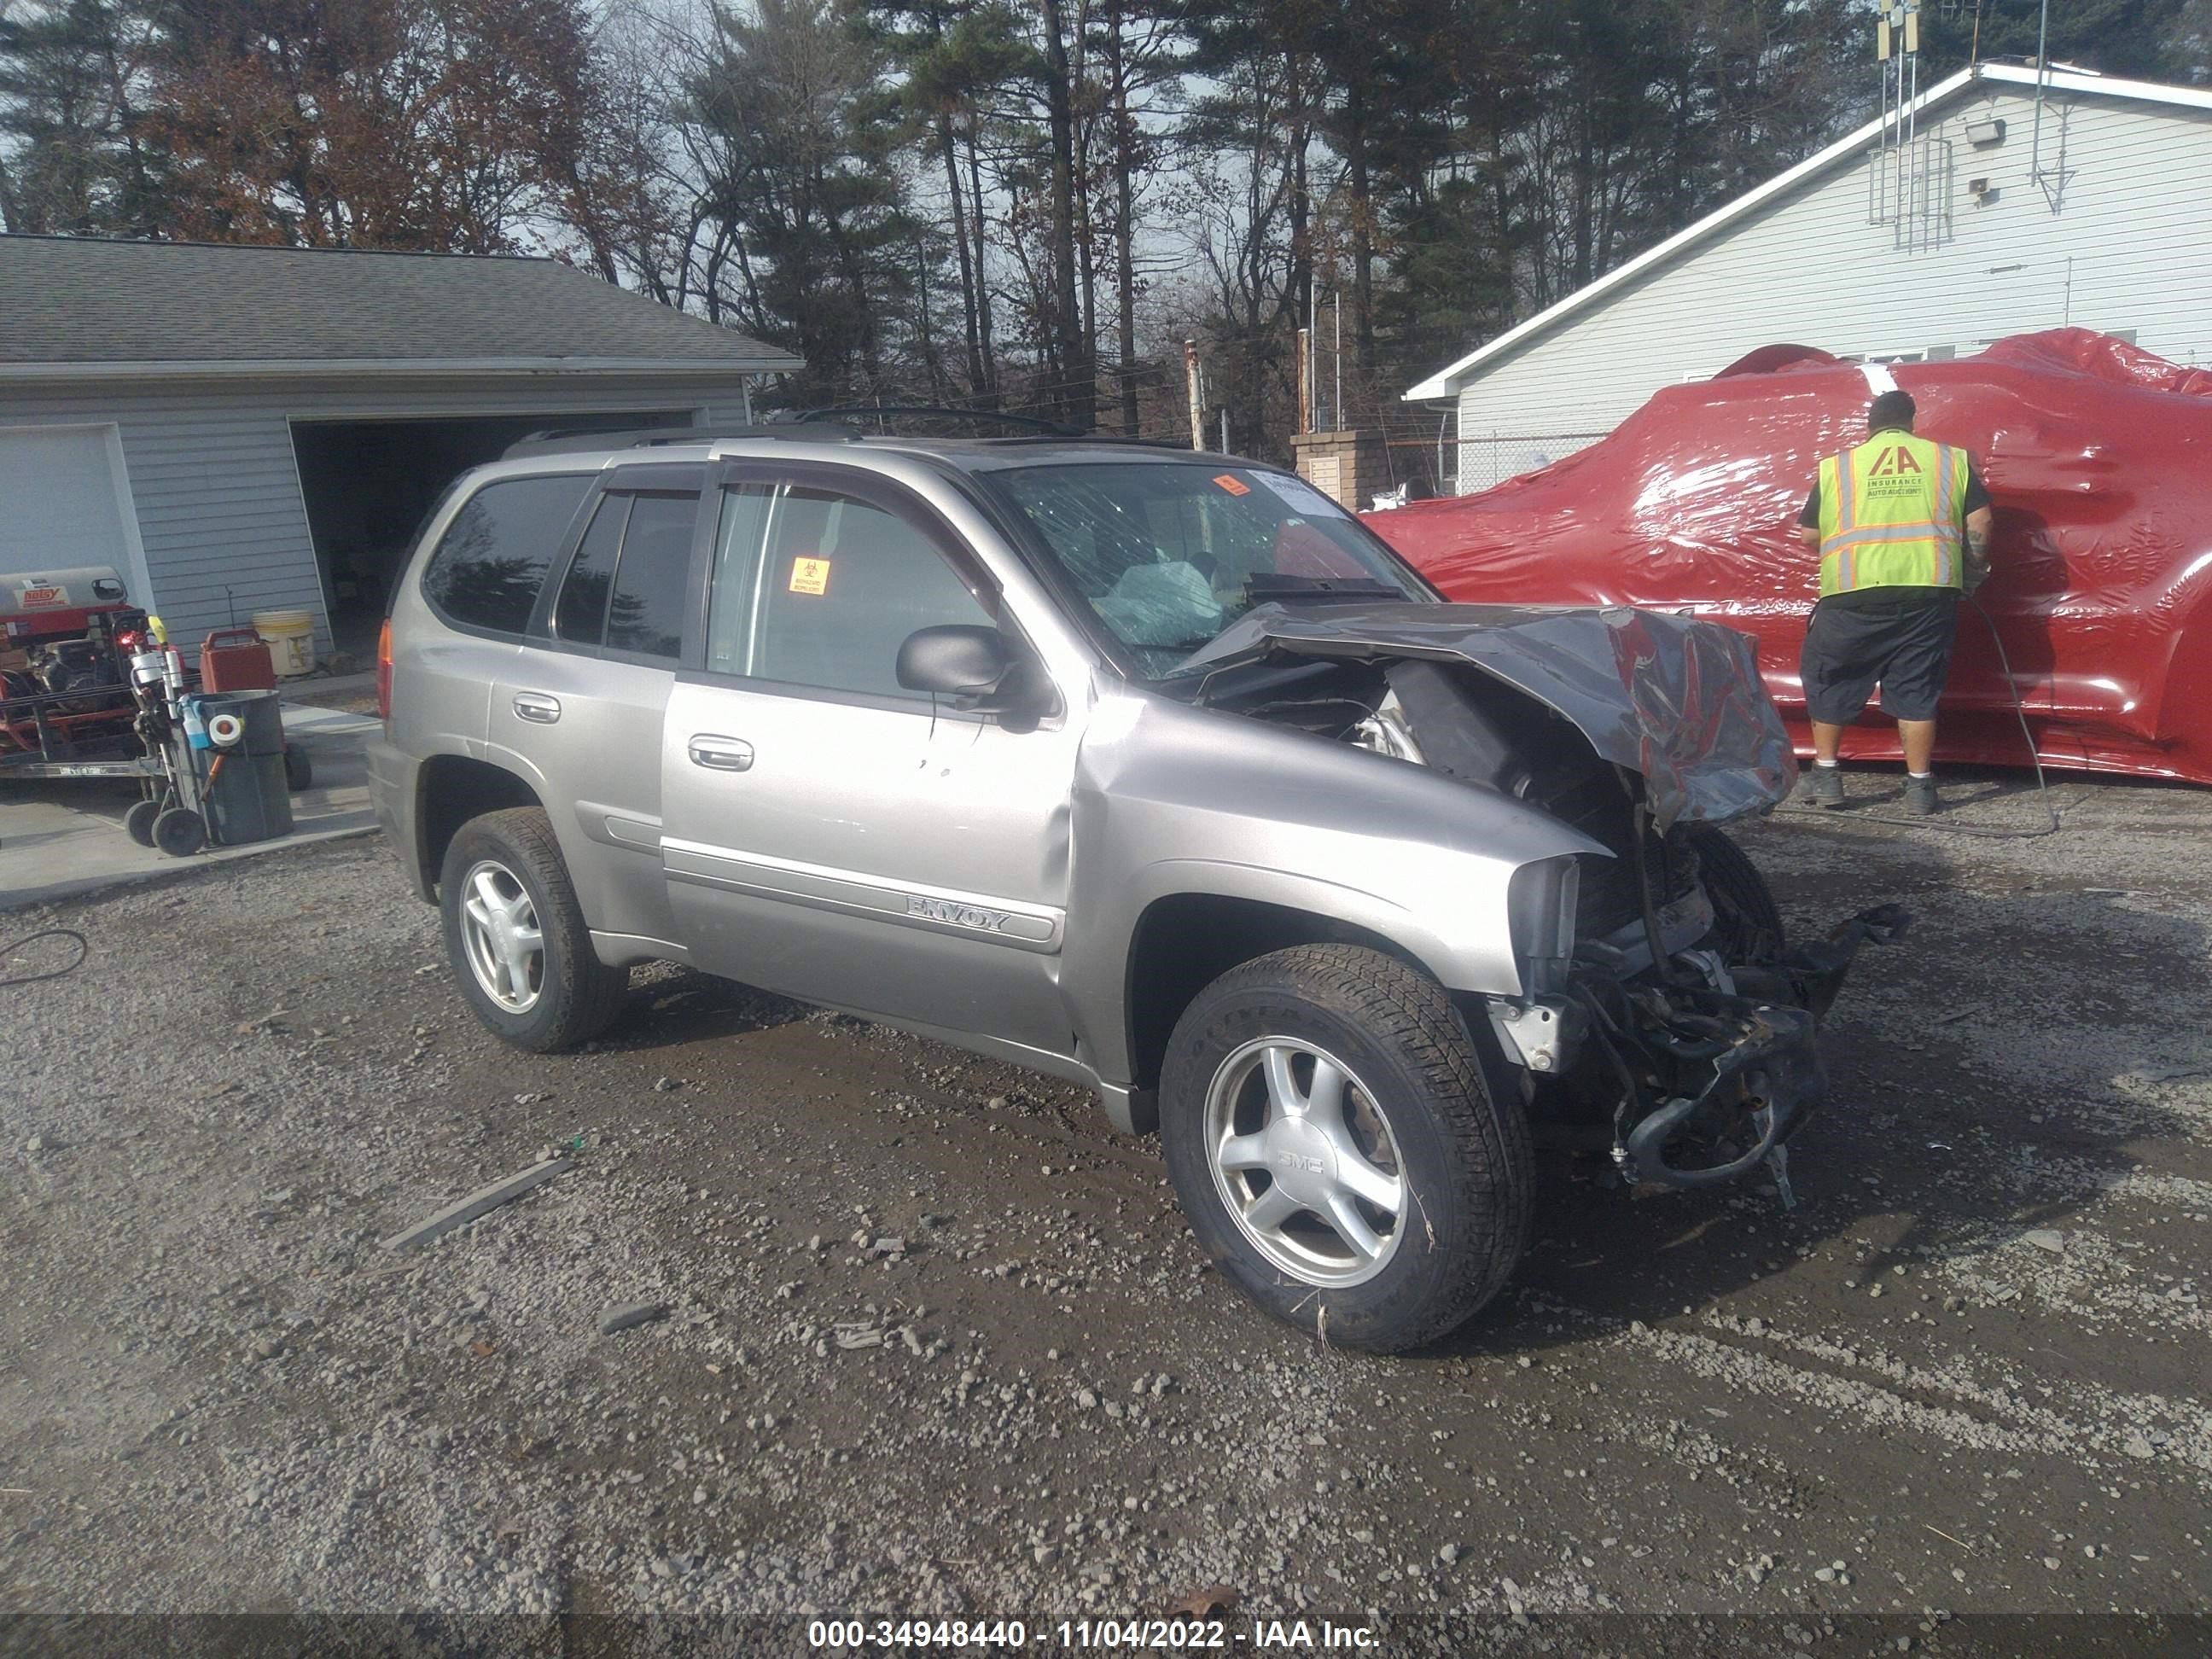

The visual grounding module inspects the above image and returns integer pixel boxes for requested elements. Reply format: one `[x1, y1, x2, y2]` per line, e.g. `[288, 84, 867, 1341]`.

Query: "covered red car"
[1369, 329, 2212, 785]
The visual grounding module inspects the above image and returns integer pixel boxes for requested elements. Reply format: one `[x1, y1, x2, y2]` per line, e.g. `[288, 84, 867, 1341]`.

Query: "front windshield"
[986, 461, 1429, 675]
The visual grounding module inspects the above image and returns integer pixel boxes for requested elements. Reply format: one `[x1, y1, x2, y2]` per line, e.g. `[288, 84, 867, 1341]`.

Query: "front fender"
[1060, 691, 1605, 1085]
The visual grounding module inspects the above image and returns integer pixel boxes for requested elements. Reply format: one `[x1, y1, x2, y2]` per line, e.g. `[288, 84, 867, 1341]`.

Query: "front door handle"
[512, 691, 562, 725]
[688, 735, 754, 772]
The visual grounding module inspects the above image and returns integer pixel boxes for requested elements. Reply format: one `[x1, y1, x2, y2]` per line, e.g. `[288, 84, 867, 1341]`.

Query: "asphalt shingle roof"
[0, 236, 799, 370]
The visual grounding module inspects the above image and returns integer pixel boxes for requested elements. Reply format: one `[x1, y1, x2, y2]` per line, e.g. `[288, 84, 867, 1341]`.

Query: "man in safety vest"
[1793, 389, 1994, 815]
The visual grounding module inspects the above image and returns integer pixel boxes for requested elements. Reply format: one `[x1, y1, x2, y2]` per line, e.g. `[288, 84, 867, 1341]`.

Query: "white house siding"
[0, 375, 757, 652]
[1447, 85, 2212, 492]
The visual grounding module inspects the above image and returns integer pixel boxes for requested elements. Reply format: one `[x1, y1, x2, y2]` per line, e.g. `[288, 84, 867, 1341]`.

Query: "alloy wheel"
[458, 859, 544, 1014]
[1202, 1035, 1407, 1288]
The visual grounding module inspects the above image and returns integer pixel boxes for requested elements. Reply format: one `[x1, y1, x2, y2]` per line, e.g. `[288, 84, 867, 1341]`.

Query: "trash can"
[186, 689, 293, 846]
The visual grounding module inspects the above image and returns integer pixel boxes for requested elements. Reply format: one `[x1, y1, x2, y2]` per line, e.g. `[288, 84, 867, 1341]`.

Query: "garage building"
[1404, 64, 2212, 492]
[0, 236, 798, 660]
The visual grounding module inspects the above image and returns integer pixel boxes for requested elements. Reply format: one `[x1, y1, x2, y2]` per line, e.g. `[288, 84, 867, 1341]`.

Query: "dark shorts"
[1800, 595, 1959, 725]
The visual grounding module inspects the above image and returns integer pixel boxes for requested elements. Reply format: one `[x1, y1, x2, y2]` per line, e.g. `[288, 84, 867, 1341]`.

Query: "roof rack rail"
[980, 433, 1199, 451]
[798, 404, 1085, 438]
[502, 422, 859, 459]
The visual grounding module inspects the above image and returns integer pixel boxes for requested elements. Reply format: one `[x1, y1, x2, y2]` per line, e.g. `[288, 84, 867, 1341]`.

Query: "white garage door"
[0, 424, 152, 606]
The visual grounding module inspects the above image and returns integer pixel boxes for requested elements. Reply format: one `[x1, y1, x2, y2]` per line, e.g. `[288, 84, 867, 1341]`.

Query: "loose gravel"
[3, 771, 2209, 1645]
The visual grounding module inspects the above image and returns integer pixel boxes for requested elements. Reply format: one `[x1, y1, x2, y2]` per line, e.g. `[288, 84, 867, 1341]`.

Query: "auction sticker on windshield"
[1211, 474, 1251, 496]
[1252, 470, 1346, 517]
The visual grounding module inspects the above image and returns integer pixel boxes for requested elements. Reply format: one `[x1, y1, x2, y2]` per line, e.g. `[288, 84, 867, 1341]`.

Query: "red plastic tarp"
[1366, 329, 2212, 785]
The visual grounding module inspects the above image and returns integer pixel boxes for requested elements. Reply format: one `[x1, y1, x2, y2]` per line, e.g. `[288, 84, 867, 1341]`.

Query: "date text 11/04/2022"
[806, 1618, 1381, 1649]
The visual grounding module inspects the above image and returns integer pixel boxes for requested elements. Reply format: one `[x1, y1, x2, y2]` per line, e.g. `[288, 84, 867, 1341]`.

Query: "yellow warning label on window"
[789, 556, 831, 596]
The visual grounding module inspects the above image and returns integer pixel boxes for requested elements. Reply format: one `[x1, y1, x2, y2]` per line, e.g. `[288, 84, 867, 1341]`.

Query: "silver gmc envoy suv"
[370, 422, 1904, 1351]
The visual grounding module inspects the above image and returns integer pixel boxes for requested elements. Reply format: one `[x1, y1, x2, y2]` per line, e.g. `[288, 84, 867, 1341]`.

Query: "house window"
[1845, 346, 1954, 365]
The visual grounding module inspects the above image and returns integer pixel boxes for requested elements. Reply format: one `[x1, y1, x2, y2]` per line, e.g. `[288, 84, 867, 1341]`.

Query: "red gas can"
[200, 627, 276, 693]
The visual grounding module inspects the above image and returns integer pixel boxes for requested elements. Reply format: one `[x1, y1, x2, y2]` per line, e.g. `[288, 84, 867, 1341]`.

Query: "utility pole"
[1184, 340, 1204, 451]
[1295, 329, 1312, 435]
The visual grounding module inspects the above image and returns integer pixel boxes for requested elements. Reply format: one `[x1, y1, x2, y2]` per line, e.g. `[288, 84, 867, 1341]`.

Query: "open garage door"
[0, 425, 151, 609]
[289, 411, 690, 661]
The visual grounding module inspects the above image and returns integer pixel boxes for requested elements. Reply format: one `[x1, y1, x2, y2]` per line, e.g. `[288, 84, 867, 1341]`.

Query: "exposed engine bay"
[1174, 600, 1912, 1201]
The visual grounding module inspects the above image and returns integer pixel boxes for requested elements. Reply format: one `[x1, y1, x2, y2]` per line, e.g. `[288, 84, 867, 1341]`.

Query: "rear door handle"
[512, 692, 561, 725]
[688, 735, 754, 772]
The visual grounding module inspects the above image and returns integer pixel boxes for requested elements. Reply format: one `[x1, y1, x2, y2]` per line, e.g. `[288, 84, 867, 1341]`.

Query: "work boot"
[1903, 774, 1941, 816]
[1796, 765, 1846, 808]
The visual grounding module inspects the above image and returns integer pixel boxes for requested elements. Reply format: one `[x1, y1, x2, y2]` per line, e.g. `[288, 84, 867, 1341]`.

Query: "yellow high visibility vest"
[1815, 432, 1967, 597]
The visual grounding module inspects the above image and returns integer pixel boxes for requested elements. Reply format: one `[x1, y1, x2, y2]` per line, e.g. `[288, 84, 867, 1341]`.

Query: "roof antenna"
[1872, 2, 1925, 247]
[2027, 0, 2069, 211]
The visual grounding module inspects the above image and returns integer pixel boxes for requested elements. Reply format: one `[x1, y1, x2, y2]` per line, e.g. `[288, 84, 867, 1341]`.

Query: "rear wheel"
[283, 746, 312, 792]
[1160, 944, 1533, 1353]
[439, 806, 629, 1051]
[1686, 824, 1784, 960]
[125, 797, 161, 848]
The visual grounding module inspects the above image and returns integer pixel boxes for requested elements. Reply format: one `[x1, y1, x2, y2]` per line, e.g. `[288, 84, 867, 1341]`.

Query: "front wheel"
[439, 806, 629, 1052]
[1160, 944, 1533, 1353]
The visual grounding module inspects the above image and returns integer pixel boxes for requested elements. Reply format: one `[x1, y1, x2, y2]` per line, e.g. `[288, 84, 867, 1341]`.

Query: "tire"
[151, 806, 206, 858]
[125, 797, 161, 848]
[439, 806, 628, 1052]
[1686, 824, 1785, 960]
[1159, 944, 1534, 1353]
[283, 746, 312, 792]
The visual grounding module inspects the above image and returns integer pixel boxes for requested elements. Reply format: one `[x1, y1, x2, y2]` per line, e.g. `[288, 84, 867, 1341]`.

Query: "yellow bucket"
[252, 609, 317, 677]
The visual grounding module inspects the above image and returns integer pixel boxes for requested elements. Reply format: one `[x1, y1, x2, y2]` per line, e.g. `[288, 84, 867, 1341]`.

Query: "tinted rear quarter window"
[421, 474, 593, 636]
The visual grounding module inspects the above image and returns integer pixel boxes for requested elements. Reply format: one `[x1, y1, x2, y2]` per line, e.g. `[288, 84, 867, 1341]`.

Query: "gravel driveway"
[4, 774, 2209, 1652]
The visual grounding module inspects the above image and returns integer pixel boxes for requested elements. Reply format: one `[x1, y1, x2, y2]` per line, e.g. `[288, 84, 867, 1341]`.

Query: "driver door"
[658, 466, 1082, 1063]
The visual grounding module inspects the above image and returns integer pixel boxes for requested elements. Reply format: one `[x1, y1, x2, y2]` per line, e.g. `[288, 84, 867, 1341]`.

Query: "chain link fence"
[1447, 428, 1612, 494]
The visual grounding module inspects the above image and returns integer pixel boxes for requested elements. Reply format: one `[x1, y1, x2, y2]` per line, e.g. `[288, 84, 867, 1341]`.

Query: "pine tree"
[0, 0, 160, 235]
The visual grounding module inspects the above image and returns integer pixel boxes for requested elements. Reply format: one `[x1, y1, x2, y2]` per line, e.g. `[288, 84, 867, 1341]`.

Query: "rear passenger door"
[486, 465, 701, 949]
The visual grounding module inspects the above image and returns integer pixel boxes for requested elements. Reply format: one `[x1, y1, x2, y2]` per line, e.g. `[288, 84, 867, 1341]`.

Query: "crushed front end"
[1179, 600, 1913, 1202]
[1499, 830, 1908, 1202]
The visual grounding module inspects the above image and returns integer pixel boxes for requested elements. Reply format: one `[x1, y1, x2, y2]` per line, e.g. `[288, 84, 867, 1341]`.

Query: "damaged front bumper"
[1488, 904, 1911, 1197]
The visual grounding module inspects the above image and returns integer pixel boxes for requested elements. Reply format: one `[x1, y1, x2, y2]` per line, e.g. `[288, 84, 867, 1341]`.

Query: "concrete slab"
[281, 669, 379, 707]
[0, 701, 380, 910]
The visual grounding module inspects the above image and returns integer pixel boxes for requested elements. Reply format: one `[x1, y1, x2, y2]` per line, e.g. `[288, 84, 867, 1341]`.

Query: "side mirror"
[897, 623, 1013, 696]
[896, 625, 1057, 728]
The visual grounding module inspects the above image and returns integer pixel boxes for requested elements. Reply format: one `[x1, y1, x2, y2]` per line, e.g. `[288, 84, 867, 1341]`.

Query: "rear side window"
[547, 492, 696, 661]
[606, 494, 695, 659]
[421, 474, 592, 636]
[551, 496, 626, 646]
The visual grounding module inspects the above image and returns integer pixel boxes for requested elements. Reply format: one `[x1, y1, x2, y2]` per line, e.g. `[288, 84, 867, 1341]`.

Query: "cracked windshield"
[989, 463, 1424, 675]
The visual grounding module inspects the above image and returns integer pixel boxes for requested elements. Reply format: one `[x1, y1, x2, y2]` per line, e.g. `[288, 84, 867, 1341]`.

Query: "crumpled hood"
[1177, 601, 1797, 830]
